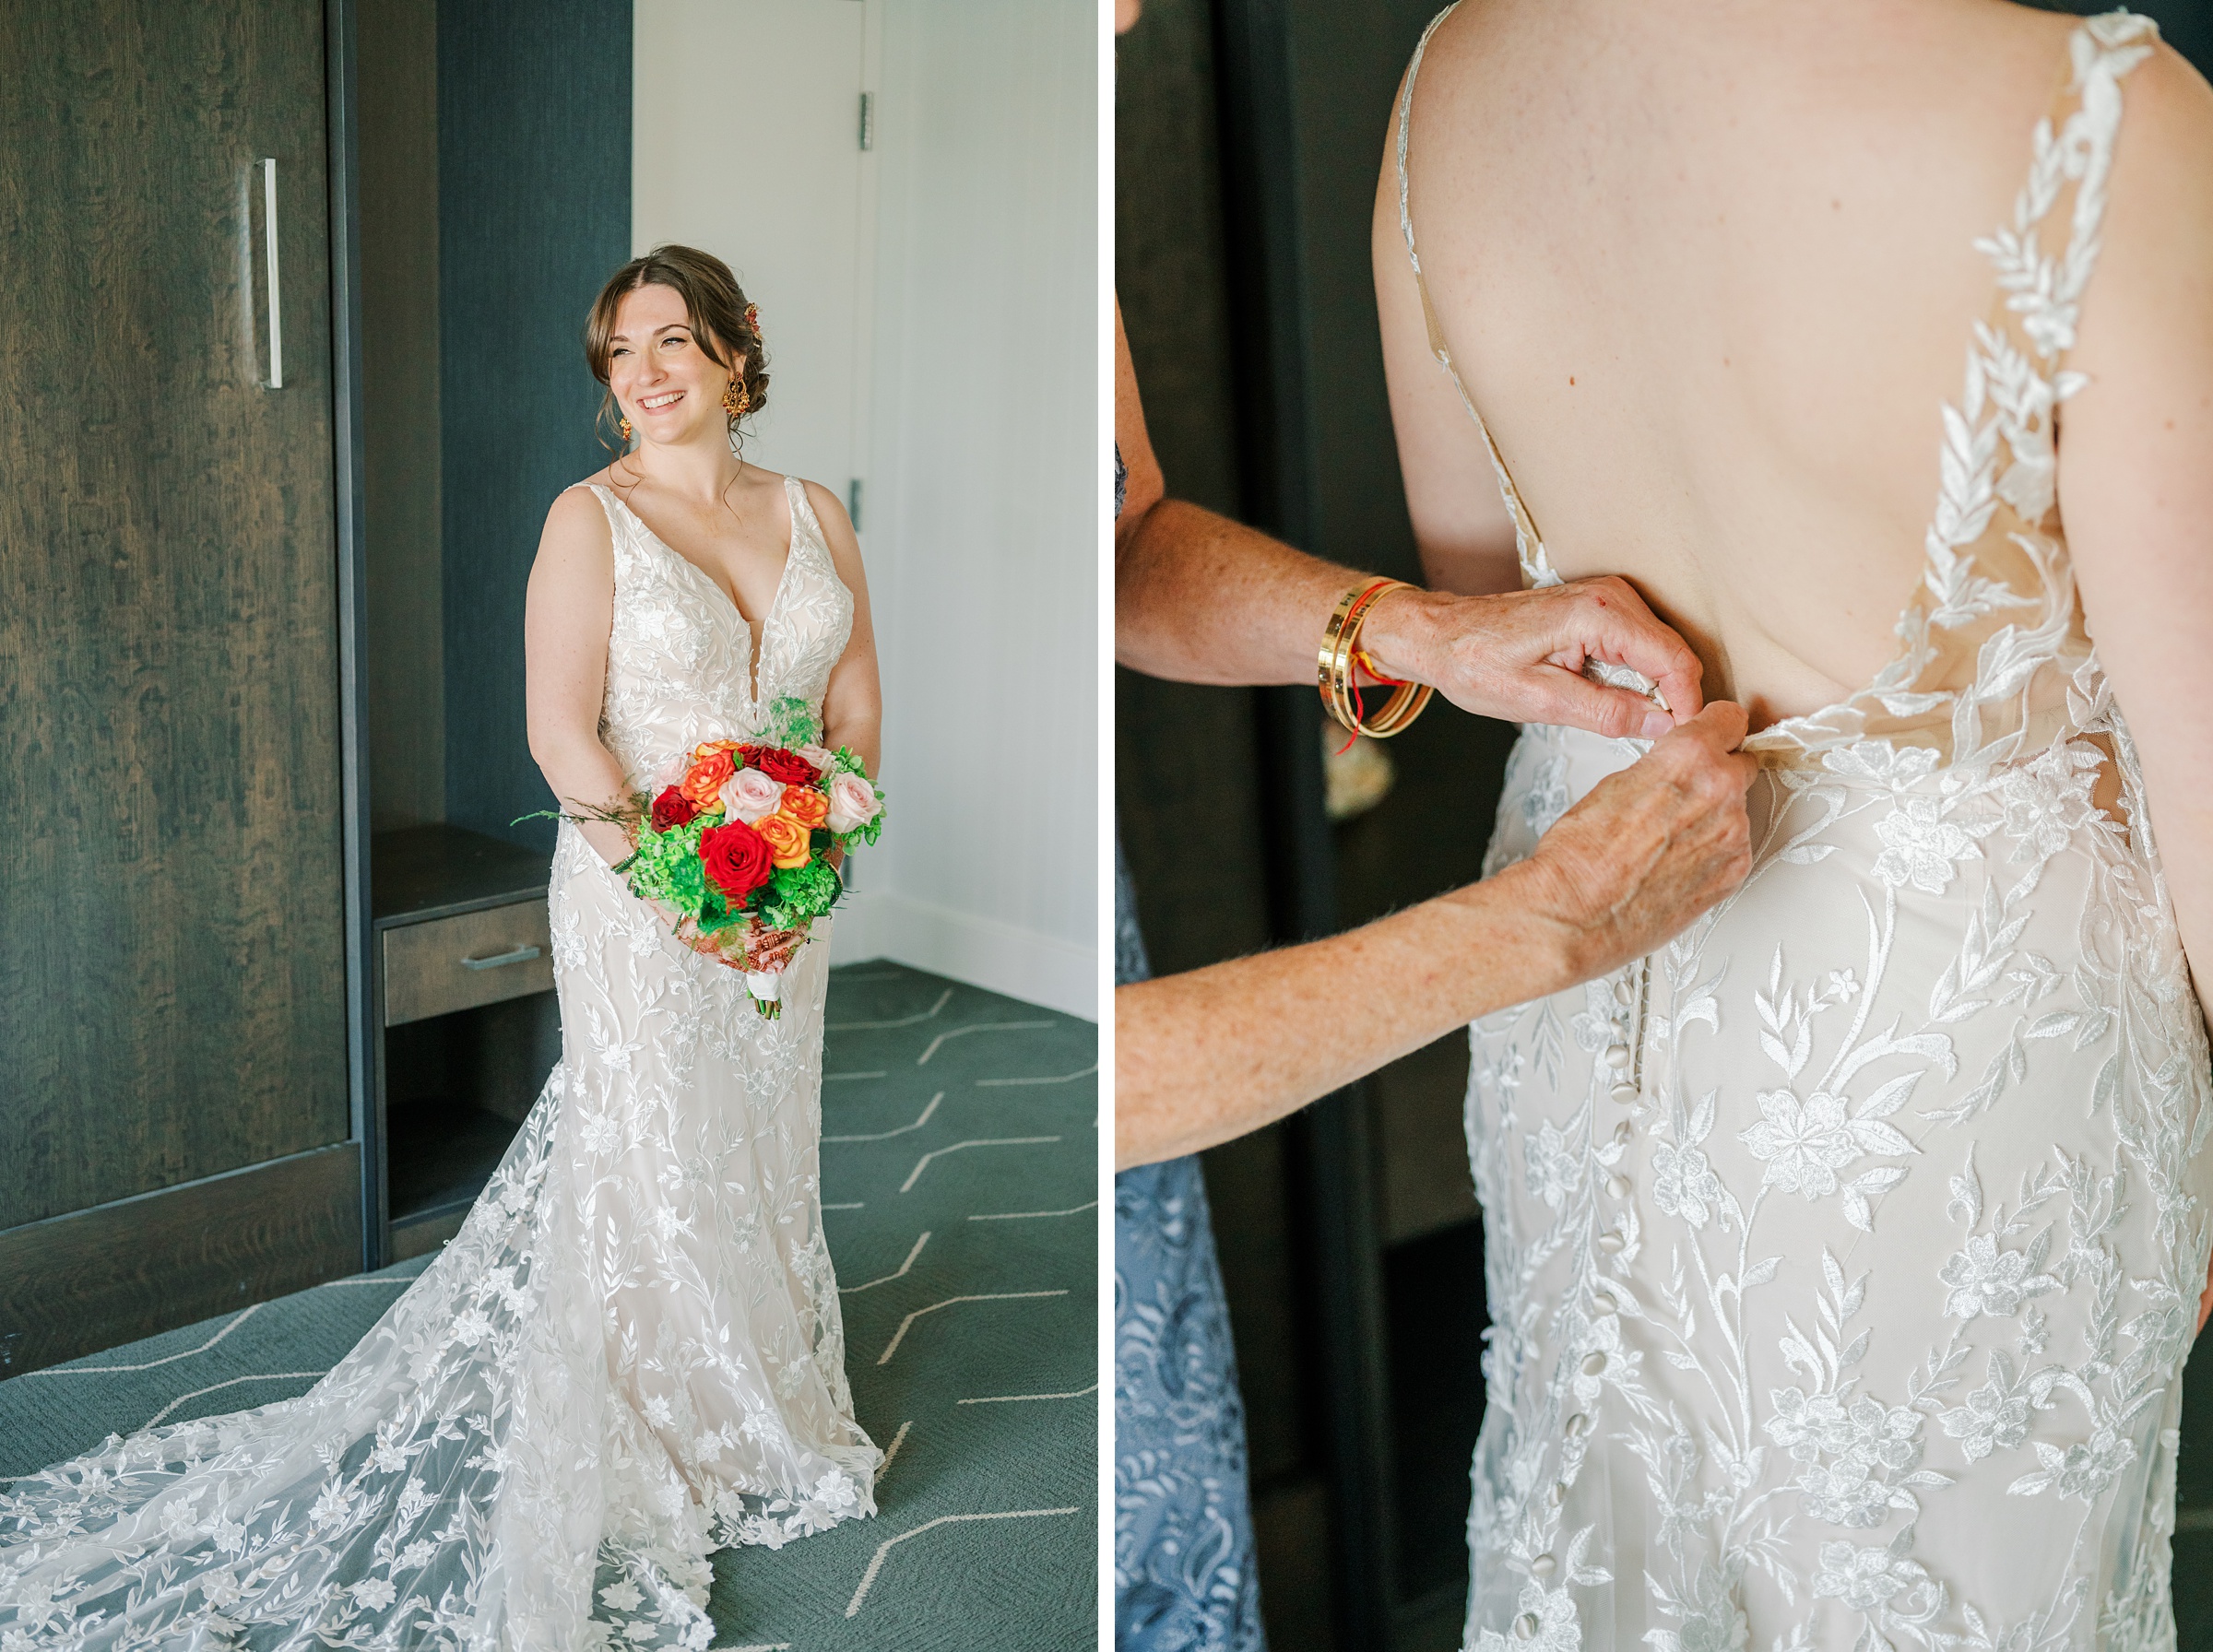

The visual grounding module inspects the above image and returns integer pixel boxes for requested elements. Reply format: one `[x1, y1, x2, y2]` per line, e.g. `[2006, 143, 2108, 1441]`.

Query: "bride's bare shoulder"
[2064, 30, 2213, 408]
[536, 478, 619, 566]
[2076, 28, 2213, 313]
[2110, 26, 2213, 170]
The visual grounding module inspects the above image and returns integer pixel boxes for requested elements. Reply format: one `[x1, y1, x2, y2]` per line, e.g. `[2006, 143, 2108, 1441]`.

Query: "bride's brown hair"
[583, 243, 770, 457]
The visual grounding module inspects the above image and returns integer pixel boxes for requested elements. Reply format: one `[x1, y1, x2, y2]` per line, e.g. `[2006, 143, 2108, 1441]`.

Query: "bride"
[1380, 4, 2212, 1647]
[0, 244, 883, 1647]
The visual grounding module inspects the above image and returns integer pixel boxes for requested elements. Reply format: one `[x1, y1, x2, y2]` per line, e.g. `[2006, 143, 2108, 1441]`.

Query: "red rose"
[650, 785, 698, 832]
[699, 820, 775, 901]
[742, 745, 819, 785]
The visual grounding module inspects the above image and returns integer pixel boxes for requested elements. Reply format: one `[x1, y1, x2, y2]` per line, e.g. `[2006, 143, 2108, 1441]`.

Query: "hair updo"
[583, 243, 769, 455]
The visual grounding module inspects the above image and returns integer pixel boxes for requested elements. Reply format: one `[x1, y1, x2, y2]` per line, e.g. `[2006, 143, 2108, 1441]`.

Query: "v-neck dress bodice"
[586, 473, 854, 792]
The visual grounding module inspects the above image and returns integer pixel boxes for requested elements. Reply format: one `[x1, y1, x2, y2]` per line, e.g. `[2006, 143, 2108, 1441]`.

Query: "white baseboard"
[826, 891, 1097, 1021]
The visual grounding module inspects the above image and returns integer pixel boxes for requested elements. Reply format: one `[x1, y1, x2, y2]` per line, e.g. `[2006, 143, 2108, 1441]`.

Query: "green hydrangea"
[619, 816, 712, 914]
[754, 857, 843, 931]
[764, 696, 817, 749]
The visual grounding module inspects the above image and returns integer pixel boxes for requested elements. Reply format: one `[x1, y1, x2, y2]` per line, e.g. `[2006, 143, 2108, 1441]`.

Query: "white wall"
[632, 1, 869, 496]
[633, 2, 1097, 1019]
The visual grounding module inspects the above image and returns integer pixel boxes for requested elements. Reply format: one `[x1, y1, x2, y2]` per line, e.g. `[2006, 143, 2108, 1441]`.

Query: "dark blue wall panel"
[439, 0, 630, 849]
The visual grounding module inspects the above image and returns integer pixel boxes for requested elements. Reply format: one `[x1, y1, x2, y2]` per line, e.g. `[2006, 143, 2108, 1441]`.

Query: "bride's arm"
[2061, 47, 2213, 1328]
[524, 488, 633, 871]
[804, 479, 882, 781]
[2061, 43, 2213, 1041]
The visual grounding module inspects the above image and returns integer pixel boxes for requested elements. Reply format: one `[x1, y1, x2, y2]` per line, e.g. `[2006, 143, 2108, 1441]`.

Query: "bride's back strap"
[1394, 3, 1550, 584]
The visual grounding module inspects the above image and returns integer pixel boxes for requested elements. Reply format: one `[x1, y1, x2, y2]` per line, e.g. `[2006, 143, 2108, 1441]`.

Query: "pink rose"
[719, 766, 784, 823]
[796, 744, 838, 774]
[825, 769, 882, 835]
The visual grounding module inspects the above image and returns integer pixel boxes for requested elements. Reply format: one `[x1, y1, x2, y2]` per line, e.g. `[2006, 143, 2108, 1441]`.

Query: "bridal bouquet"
[586, 697, 883, 1017]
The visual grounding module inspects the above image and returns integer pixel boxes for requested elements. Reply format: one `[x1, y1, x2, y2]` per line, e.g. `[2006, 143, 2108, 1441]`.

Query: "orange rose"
[680, 748, 736, 807]
[753, 811, 812, 869]
[779, 785, 829, 830]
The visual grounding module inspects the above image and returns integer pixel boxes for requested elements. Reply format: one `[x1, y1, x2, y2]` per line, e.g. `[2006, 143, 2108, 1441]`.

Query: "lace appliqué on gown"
[0, 475, 878, 1650]
[1402, 12, 2211, 1651]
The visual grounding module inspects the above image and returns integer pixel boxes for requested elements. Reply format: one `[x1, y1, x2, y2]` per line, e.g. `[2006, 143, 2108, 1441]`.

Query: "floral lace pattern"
[0, 473, 876, 1648]
[1402, 12, 2212, 1650]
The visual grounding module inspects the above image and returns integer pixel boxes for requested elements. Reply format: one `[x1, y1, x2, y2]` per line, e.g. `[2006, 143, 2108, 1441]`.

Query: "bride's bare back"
[1378, 0, 2206, 721]
[1379, 0, 2213, 1010]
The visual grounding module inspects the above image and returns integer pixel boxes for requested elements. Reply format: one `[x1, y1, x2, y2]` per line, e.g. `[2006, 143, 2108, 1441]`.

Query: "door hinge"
[858, 90, 875, 151]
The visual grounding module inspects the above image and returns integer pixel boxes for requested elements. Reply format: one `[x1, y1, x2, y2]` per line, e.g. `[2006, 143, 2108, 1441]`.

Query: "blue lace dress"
[1112, 444, 1268, 1651]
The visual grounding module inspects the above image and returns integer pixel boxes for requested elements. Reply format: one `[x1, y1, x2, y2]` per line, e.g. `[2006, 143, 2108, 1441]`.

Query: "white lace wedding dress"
[1399, 13, 2213, 1650]
[0, 473, 879, 1649]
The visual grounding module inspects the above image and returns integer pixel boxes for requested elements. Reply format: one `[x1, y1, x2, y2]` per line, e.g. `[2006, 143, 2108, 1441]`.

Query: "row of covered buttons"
[1516, 966, 1649, 1635]
[1597, 969, 1643, 1250]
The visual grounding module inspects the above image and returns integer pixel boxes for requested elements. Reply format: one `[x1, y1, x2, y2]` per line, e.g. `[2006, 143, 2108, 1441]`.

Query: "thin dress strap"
[1396, 3, 1555, 588]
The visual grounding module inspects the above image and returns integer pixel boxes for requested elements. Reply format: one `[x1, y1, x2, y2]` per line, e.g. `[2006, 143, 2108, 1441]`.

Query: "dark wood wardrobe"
[0, 0, 629, 1375]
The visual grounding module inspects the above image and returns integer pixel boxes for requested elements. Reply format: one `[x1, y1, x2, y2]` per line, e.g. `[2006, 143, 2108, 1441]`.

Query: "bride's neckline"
[604, 476, 801, 704]
[607, 474, 797, 627]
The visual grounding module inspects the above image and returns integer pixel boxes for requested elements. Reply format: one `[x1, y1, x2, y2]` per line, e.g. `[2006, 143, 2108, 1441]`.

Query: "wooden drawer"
[383, 900, 554, 1025]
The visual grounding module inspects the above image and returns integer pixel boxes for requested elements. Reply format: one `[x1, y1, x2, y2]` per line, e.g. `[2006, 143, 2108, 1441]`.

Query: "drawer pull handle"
[461, 944, 542, 971]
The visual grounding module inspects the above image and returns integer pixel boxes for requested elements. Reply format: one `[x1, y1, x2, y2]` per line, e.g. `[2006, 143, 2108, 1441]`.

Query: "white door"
[632, 0, 872, 515]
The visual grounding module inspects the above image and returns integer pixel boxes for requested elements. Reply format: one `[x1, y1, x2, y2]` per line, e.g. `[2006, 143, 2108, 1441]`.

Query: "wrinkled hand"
[1364, 577, 1705, 739]
[1504, 702, 1757, 983]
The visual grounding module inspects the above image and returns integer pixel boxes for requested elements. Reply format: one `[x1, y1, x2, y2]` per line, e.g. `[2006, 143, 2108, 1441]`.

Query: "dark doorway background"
[1115, 4, 2213, 1648]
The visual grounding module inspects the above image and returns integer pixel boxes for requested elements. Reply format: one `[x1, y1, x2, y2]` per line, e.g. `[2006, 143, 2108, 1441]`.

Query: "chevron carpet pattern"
[0, 963, 1098, 1651]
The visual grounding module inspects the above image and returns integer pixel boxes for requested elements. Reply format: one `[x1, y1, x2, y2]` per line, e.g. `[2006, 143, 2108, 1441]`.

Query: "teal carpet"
[0, 963, 1098, 1651]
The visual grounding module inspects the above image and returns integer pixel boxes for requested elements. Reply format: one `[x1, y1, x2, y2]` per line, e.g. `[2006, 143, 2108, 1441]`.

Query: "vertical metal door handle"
[261, 158, 283, 389]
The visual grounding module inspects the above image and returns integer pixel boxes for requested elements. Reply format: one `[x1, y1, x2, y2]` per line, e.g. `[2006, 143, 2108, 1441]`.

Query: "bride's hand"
[741, 925, 807, 974]
[652, 903, 803, 973]
[657, 904, 745, 968]
[1508, 701, 1757, 981]
[1360, 576, 1706, 741]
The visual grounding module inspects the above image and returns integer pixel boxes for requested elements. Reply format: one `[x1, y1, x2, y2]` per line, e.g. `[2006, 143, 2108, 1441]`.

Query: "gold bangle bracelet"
[1317, 578, 1434, 739]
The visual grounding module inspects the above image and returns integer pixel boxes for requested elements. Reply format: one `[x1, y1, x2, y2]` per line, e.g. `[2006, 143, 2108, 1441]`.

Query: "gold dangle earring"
[618, 415, 633, 442]
[722, 371, 749, 458]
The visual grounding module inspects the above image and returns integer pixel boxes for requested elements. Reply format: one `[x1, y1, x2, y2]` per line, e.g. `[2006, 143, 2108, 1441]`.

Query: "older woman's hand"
[1360, 576, 1705, 740]
[1500, 701, 1757, 980]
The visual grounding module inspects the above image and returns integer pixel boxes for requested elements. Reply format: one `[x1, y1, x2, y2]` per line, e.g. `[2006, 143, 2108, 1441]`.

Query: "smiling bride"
[0, 244, 885, 1649]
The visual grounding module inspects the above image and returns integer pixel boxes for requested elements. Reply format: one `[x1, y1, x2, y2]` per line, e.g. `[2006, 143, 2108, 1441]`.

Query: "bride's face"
[606, 283, 738, 451]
